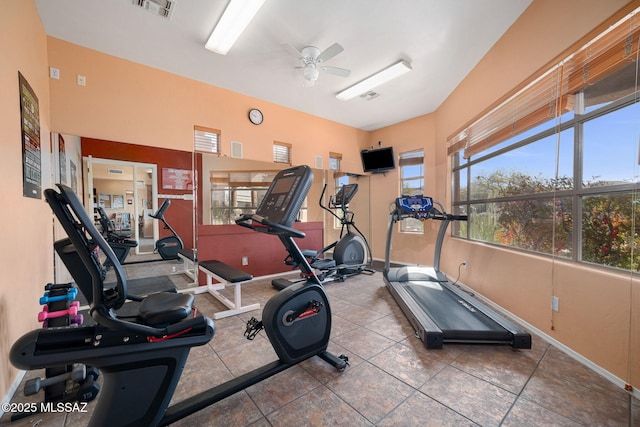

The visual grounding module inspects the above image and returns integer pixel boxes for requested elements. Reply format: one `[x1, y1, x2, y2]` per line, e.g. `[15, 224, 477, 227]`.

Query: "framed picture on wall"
[98, 193, 111, 209]
[162, 168, 193, 190]
[112, 194, 124, 209]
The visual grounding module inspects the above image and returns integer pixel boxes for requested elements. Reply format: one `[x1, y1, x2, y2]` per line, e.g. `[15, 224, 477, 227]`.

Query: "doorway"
[83, 156, 159, 254]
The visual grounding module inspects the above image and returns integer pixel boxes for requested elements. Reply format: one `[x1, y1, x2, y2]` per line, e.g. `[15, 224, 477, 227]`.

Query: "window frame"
[452, 88, 640, 273]
[399, 149, 425, 233]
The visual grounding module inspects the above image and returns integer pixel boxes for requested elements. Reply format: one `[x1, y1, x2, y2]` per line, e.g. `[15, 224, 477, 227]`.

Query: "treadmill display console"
[396, 196, 433, 214]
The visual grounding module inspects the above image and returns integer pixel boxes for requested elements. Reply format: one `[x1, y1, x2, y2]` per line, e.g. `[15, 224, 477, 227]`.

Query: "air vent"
[231, 141, 243, 158]
[360, 91, 380, 101]
[108, 168, 124, 175]
[132, 0, 175, 19]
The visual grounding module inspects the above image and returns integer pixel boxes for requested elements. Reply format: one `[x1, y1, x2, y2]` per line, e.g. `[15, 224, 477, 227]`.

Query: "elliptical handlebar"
[318, 184, 341, 222]
[235, 214, 306, 239]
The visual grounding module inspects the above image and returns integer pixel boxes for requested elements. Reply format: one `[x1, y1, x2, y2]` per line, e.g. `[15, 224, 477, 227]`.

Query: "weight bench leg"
[199, 268, 260, 319]
[177, 253, 198, 285]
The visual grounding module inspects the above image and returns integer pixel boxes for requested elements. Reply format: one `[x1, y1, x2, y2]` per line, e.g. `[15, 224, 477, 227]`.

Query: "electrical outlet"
[462, 261, 468, 270]
[552, 296, 559, 312]
[49, 67, 60, 79]
[77, 74, 87, 86]
[242, 256, 248, 266]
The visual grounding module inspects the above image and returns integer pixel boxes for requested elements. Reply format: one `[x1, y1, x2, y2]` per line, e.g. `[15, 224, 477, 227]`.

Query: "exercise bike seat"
[137, 292, 194, 326]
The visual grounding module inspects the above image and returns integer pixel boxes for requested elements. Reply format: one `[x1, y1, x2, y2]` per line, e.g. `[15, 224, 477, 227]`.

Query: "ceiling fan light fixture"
[304, 65, 319, 81]
[205, 0, 266, 55]
[336, 60, 412, 101]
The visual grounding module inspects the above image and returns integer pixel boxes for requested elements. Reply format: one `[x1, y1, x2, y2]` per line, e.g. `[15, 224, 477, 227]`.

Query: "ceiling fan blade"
[316, 43, 343, 63]
[281, 42, 303, 58]
[320, 66, 351, 78]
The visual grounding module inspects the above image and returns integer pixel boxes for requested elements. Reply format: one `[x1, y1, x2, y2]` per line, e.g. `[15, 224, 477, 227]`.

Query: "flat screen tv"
[360, 147, 395, 173]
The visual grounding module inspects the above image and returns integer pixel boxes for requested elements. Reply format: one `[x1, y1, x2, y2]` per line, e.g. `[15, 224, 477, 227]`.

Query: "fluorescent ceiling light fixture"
[336, 60, 412, 101]
[205, 0, 266, 55]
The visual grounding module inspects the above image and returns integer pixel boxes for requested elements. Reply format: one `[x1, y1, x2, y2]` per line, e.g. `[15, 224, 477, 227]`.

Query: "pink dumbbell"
[38, 301, 79, 322]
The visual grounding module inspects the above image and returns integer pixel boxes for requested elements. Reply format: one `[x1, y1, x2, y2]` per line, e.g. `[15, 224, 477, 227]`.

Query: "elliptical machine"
[149, 198, 183, 260]
[11, 165, 347, 426]
[272, 182, 374, 290]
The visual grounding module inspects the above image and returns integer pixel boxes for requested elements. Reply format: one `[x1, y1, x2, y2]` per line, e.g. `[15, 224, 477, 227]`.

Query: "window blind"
[447, 4, 640, 159]
[194, 125, 221, 154]
[399, 150, 424, 166]
[329, 152, 342, 170]
[273, 141, 292, 164]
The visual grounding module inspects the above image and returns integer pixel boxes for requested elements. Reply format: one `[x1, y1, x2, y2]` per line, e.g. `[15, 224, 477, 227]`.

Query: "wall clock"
[248, 108, 263, 125]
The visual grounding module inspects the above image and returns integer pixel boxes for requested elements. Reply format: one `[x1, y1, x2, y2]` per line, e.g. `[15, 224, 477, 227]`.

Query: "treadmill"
[383, 195, 531, 349]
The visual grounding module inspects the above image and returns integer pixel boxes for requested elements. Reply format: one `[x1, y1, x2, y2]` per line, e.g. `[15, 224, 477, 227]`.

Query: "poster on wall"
[69, 160, 77, 193]
[162, 168, 193, 190]
[58, 134, 67, 185]
[19, 72, 41, 199]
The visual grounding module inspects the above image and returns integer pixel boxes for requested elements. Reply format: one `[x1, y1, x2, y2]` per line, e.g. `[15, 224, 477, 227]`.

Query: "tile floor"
[2, 259, 639, 426]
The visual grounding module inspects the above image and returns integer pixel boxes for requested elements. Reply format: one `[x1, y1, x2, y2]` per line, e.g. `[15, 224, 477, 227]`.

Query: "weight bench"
[197, 260, 259, 319]
[177, 248, 198, 284]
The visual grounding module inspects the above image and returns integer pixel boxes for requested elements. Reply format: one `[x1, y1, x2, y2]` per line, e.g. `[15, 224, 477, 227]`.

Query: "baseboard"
[447, 276, 638, 399]
[1, 369, 26, 418]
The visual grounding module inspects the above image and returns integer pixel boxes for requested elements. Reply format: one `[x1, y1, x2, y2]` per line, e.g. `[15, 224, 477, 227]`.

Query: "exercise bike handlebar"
[150, 198, 171, 219]
[235, 214, 306, 239]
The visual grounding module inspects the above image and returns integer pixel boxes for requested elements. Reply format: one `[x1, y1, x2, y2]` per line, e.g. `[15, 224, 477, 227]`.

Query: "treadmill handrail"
[385, 197, 467, 273]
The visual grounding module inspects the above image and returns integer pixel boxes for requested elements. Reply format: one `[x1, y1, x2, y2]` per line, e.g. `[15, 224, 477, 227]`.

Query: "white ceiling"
[35, 0, 531, 131]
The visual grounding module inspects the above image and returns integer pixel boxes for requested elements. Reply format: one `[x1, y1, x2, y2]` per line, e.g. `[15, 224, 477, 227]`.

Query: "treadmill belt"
[404, 281, 510, 341]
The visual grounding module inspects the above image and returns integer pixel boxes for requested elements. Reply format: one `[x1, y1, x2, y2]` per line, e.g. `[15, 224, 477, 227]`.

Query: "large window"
[451, 56, 640, 272]
[210, 170, 308, 225]
[210, 171, 276, 224]
[399, 150, 425, 232]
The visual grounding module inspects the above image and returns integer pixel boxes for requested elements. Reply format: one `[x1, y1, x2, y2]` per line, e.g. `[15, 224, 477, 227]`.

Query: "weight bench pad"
[177, 248, 197, 262]
[199, 260, 252, 283]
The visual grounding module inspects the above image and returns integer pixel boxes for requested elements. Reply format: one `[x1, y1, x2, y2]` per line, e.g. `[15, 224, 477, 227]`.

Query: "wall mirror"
[195, 153, 371, 278]
[60, 134, 371, 281]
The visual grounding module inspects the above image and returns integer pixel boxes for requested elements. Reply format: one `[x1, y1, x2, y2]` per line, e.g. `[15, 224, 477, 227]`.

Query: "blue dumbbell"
[39, 287, 78, 305]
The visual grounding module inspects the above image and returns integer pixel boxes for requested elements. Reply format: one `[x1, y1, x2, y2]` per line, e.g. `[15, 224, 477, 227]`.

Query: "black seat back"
[46, 184, 127, 310]
[95, 206, 115, 234]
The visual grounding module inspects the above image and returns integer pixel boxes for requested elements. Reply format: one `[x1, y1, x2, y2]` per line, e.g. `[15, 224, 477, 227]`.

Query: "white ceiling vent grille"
[360, 91, 380, 101]
[132, 0, 175, 19]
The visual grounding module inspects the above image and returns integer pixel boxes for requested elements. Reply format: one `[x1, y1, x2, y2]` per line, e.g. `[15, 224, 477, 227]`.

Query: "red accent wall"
[82, 138, 194, 249]
[196, 222, 324, 282]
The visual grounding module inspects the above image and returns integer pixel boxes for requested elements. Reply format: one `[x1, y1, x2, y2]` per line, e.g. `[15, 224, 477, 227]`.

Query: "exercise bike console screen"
[396, 196, 433, 214]
[255, 165, 313, 227]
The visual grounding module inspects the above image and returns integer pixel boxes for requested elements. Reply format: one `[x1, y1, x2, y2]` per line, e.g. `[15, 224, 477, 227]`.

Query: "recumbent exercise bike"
[11, 165, 347, 427]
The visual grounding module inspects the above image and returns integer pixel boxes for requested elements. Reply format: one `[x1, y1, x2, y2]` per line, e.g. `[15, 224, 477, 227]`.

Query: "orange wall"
[47, 38, 369, 174]
[0, 0, 53, 400]
[3, 0, 639, 403]
[372, 0, 639, 392]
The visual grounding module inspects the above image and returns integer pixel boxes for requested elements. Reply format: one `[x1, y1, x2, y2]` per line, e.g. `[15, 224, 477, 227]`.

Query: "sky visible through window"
[471, 102, 640, 186]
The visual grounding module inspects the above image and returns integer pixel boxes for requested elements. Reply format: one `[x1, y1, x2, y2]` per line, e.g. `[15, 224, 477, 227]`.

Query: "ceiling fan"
[283, 42, 351, 86]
